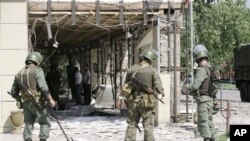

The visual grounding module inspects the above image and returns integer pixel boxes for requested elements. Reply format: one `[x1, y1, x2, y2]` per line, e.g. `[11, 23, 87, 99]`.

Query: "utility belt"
[134, 91, 151, 96]
[21, 90, 41, 103]
[132, 91, 156, 109]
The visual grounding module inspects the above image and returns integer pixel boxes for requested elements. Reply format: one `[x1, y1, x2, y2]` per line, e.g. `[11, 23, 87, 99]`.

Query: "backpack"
[206, 67, 220, 97]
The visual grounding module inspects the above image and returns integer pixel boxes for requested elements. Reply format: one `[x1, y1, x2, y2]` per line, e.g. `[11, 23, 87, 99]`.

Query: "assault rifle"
[8, 76, 72, 141]
[131, 78, 165, 104]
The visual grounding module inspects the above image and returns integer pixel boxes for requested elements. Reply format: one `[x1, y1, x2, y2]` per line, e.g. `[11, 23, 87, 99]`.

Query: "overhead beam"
[29, 1, 183, 11]
[29, 11, 163, 15]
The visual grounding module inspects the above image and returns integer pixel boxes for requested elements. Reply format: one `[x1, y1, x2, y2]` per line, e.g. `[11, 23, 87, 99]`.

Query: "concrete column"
[155, 74, 171, 126]
[0, 0, 28, 132]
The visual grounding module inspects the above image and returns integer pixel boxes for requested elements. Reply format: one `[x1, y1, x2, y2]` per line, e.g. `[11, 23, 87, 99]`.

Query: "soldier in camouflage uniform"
[124, 48, 164, 141]
[10, 52, 56, 141]
[183, 45, 216, 141]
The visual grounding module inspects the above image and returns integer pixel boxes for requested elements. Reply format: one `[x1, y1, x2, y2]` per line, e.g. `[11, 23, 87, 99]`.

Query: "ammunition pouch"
[138, 94, 156, 109]
[21, 89, 41, 103]
[121, 82, 134, 99]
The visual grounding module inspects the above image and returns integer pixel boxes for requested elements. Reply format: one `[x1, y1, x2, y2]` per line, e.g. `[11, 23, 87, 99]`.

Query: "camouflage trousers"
[125, 101, 155, 141]
[197, 99, 215, 139]
[22, 101, 51, 141]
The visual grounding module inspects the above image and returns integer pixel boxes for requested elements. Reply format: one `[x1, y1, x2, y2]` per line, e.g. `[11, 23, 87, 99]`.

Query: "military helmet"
[25, 52, 43, 65]
[193, 44, 209, 62]
[140, 48, 158, 63]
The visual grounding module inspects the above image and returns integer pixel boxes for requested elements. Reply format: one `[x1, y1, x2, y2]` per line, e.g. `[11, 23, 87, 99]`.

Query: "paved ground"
[0, 89, 248, 141]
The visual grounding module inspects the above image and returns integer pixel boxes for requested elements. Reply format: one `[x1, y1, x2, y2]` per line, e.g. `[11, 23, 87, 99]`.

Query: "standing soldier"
[124, 48, 164, 141]
[182, 44, 216, 141]
[10, 52, 56, 141]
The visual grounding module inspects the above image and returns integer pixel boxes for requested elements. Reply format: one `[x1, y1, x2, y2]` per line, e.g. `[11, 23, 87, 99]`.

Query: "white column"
[0, 0, 28, 133]
[155, 74, 171, 126]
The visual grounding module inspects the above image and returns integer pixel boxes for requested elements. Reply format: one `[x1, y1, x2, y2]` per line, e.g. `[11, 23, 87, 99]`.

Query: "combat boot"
[210, 139, 215, 141]
[40, 139, 46, 141]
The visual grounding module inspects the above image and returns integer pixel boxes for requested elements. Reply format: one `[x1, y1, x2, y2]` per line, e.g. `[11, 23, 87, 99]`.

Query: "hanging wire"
[29, 14, 69, 50]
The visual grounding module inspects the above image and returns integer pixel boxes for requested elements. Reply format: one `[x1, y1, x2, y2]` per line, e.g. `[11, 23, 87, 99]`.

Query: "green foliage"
[192, 0, 250, 72]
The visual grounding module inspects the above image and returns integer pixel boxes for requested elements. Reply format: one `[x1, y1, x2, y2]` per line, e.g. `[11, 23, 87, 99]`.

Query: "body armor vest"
[199, 67, 211, 94]
[133, 65, 155, 91]
[19, 65, 40, 102]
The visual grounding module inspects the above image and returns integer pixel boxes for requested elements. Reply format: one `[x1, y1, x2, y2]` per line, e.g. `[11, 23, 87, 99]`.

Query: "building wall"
[0, 0, 28, 132]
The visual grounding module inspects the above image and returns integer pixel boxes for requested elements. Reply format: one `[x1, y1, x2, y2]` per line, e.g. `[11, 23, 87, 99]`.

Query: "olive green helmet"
[193, 44, 209, 62]
[25, 52, 43, 65]
[140, 48, 158, 63]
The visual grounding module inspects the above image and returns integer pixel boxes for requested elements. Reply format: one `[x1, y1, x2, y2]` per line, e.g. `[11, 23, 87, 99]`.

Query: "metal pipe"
[173, 21, 177, 123]
[143, 0, 147, 25]
[189, 0, 195, 122]
[167, 1, 171, 72]
[47, 0, 51, 24]
[114, 39, 118, 109]
[46, 17, 52, 40]
[97, 46, 100, 85]
[110, 38, 115, 102]
[119, 0, 124, 26]
[71, 0, 76, 25]
[46, 0, 52, 40]
[119, 41, 123, 92]
[101, 44, 104, 84]
[156, 18, 161, 73]
[119, 41, 124, 109]
[185, 6, 189, 122]
[88, 46, 92, 98]
[226, 100, 230, 134]
[96, 0, 100, 25]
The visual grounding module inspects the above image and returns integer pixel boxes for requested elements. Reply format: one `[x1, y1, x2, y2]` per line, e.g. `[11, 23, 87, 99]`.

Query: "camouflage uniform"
[189, 65, 215, 139]
[188, 44, 216, 141]
[10, 52, 53, 141]
[124, 49, 164, 141]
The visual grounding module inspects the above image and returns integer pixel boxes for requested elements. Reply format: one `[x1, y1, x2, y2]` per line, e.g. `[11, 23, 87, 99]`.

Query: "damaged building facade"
[0, 0, 188, 132]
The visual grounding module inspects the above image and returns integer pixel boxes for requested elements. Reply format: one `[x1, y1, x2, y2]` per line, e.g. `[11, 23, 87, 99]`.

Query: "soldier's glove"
[181, 83, 190, 95]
